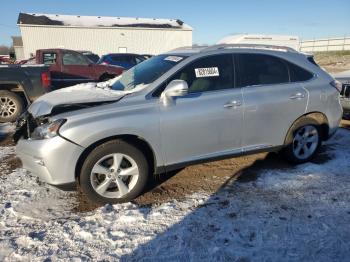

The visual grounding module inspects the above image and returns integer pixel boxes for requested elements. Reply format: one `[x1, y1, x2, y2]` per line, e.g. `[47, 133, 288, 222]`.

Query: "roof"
[11, 36, 23, 47]
[168, 43, 300, 56]
[17, 13, 192, 30]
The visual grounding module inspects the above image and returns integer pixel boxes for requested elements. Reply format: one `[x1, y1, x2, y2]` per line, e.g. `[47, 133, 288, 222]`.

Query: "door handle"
[224, 100, 242, 108]
[289, 92, 305, 100]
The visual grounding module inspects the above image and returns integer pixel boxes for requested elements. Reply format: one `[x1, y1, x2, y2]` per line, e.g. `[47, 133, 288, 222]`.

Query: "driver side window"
[170, 54, 234, 94]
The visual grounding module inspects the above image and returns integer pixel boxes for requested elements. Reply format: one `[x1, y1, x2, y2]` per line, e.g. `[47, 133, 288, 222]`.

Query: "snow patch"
[0, 129, 349, 260]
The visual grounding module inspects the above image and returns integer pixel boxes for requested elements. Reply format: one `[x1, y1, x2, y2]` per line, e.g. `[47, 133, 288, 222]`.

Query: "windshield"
[111, 55, 187, 91]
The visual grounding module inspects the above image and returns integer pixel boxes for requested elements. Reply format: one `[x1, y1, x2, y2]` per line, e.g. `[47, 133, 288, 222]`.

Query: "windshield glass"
[111, 55, 187, 91]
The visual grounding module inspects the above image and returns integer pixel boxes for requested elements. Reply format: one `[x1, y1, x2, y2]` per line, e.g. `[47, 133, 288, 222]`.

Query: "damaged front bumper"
[16, 135, 84, 189]
[14, 112, 84, 190]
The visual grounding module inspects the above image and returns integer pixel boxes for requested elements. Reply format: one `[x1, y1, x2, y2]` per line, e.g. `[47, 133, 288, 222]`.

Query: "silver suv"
[15, 44, 343, 204]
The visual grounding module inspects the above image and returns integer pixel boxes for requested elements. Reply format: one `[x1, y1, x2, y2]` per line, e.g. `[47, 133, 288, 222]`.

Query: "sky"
[0, 0, 349, 46]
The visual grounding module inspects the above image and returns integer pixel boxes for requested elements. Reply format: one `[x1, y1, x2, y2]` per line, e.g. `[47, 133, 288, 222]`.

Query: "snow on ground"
[0, 129, 350, 261]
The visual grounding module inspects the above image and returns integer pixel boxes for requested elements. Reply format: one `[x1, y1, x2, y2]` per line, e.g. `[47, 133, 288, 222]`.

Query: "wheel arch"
[75, 134, 157, 181]
[0, 82, 29, 104]
[284, 112, 330, 146]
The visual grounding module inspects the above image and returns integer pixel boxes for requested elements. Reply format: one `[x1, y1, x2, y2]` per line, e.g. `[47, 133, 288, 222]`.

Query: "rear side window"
[236, 54, 289, 87]
[43, 53, 57, 65]
[307, 56, 319, 67]
[170, 54, 234, 93]
[112, 55, 133, 63]
[287, 62, 314, 82]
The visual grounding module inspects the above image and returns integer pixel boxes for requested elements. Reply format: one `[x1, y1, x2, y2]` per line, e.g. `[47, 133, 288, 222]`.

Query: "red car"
[35, 49, 124, 89]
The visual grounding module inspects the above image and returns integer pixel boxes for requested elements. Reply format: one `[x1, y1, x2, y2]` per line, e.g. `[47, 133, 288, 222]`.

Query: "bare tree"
[0, 45, 11, 55]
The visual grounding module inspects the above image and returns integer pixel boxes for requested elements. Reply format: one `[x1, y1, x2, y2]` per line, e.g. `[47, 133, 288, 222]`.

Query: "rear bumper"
[16, 135, 84, 187]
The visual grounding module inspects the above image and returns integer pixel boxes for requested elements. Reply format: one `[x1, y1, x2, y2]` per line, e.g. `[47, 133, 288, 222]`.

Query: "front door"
[159, 54, 244, 166]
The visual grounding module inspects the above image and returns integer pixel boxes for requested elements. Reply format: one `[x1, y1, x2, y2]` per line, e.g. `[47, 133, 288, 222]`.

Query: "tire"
[79, 140, 149, 204]
[282, 117, 322, 164]
[0, 90, 24, 123]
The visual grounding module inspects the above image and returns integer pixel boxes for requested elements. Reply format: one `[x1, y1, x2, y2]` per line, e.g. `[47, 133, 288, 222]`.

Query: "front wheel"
[282, 123, 321, 164]
[79, 140, 149, 204]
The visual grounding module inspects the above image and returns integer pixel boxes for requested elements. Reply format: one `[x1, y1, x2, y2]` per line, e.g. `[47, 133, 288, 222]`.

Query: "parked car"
[15, 44, 342, 204]
[98, 53, 146, 69]
[0, 64, 51, 122]
[78, 51, 100, 64]
[333, 70, 350, 119]
[0, 56, 13, 65]
[141, 54, 153, 60]
[35, 49, 124, 89]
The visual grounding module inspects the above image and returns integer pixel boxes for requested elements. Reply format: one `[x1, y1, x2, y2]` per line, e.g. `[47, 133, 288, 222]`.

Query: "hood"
[28, 78, 145, 117]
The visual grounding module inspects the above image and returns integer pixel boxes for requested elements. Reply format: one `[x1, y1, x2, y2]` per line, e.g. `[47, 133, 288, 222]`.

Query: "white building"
[217, 34, 300, 51]
[17, 13, 193, 59]
[11, 36, 25, 60]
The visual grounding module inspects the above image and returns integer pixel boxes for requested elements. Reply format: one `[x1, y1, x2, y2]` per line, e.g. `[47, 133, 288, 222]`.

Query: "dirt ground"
[314, 50, 350, 73]
[2, 119, 349, 212]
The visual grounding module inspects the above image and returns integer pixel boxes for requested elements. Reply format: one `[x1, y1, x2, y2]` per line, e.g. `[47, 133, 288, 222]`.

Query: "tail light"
[102, 61, 110, 65]
[330, 80, 342, 93]
[41, 72, 51, 89]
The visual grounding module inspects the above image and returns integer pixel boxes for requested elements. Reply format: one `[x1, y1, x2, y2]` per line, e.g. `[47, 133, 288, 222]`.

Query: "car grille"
[341, 84, 350, 99]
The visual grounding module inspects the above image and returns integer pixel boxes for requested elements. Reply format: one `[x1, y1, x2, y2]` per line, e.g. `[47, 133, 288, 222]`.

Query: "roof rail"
[170, 45, 209, 52]
[201, 43, 298, 53]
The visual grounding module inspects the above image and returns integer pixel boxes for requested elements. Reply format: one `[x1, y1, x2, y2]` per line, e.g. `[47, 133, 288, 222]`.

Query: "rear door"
[236, 53, 309, 150]
[159, 54, 244, 166]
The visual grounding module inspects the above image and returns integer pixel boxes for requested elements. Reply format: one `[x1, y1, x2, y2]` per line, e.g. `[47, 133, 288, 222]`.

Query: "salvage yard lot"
[0, 121, 349, 261]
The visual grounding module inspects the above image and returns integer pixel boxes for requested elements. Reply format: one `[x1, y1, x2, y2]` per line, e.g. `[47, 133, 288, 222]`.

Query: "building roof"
[11, 36, 23, 47]
[17, 13, 192, 30]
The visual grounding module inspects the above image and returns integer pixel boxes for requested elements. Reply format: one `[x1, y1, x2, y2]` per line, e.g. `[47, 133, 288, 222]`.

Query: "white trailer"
[217, 34, 300, 51]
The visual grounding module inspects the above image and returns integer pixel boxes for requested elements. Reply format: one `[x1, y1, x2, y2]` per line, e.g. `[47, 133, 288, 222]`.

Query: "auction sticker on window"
[195, 67, 220, 78]
[164, 56, 183, 62]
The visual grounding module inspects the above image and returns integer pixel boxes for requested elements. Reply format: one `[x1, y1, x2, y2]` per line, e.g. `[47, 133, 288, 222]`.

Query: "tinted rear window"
[237, 54, 289, 87]
[287, 62, 314, 82]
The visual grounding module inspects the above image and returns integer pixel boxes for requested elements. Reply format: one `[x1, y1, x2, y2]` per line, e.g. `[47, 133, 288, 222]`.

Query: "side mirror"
[161, 80, 188, 106]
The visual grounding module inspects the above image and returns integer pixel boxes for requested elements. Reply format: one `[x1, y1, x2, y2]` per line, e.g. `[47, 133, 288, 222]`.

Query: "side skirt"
[154, 145, 283, 174]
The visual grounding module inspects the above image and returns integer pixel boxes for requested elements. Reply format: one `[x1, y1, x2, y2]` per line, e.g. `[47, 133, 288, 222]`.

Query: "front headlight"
[31, 119, 66, 140]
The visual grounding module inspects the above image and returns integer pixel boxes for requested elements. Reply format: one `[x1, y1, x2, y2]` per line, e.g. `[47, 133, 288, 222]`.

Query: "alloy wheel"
[292, 125, 319, 160]
[0, 96, 17, 118]
[90, 153, 140, 198]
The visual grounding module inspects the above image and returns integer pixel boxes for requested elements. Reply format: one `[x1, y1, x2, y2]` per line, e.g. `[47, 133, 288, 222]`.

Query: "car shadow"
[118, 137, 346, 261]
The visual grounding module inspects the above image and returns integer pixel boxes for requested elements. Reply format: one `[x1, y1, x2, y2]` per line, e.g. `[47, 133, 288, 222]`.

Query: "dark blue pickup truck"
[0, 64, 51, 122]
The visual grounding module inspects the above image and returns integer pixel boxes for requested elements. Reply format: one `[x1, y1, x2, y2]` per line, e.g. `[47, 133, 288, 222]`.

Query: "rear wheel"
[79, 140, 149, 204]
[0, 90, 24, 123]
[282, 119, 322, 164]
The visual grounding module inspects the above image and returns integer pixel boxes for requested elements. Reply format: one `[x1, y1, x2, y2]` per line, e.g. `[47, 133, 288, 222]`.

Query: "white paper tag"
[195, 67, 220, 78]
[164, 56, 183, 62]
